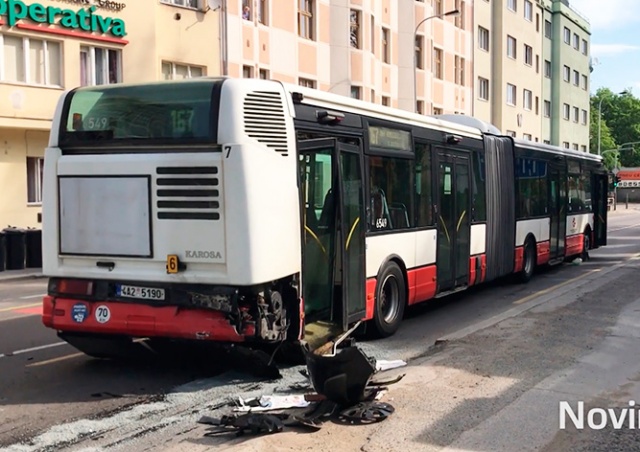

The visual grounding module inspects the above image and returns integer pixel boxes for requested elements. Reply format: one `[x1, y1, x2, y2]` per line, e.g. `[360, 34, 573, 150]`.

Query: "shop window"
[80, 46, 122, 86]
[368, 156, 414, 231]
[1, 35, 62, 87]
[27, 157, 44, 204]
[161, 0, 198, 9]
[161, 61, 204, 80]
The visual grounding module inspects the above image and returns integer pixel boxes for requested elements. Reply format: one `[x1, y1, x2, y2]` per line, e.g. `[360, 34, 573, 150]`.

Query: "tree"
[591, 88, 640, 167]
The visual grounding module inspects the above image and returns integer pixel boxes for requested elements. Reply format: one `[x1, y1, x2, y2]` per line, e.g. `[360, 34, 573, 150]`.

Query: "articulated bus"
[41, 77, 608, 356]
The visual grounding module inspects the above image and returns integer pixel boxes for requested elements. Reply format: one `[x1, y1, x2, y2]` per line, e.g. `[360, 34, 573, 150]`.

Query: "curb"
[0, 272, 45, 283]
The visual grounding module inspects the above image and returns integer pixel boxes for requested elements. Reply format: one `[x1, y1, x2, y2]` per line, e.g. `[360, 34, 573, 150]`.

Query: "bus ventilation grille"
[154, 166, 221, 221]
[243, 91, 289, 157]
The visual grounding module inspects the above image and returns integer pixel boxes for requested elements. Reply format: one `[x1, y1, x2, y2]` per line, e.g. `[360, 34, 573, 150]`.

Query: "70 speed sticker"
[95, 305, 111, 324]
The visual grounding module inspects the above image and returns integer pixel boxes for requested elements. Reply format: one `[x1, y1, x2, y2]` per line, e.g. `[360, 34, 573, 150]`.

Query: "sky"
[569, 0, 640, 96]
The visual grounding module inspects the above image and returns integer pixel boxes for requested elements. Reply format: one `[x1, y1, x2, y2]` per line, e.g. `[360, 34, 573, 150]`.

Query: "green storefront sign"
[0, 0, 126, 37]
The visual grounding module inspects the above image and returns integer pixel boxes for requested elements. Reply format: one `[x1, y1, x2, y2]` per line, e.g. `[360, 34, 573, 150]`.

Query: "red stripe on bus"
[565, 234, 583, 257]
[365, 278, 377, 321]
[469, 256, 477, 286]
[514, 246, 524, 273]
[42, 297, 245, 342]
[407, 265, 437, 306]
[536, 240, 551, 265]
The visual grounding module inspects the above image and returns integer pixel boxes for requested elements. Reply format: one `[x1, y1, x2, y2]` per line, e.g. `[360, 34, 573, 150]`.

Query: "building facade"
[473, 0, 590, 149]
[229, 0, 472, 114]
[1, 0, 221, 228]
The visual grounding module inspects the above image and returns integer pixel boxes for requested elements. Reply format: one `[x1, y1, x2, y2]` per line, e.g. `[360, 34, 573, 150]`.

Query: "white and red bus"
[41, 78, 608, 355]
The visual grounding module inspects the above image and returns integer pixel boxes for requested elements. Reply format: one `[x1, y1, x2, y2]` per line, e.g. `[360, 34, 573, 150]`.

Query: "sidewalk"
[0, 268, 44, 282]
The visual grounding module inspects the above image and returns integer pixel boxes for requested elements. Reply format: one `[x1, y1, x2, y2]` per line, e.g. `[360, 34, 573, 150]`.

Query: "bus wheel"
[582, 230, 591, 261]
[371, 262, 406, 338]
[519, 237, 536, 283]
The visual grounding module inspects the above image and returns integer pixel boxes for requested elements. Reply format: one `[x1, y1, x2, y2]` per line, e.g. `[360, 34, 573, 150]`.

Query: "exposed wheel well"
[377, 256, 409, 308]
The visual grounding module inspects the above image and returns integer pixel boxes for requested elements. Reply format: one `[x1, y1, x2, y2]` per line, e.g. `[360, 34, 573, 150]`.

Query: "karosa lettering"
[0, 0, 126, 37]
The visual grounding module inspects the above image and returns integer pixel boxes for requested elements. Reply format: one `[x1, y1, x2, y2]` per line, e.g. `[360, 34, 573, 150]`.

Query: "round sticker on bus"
[95, 305, 111, 324]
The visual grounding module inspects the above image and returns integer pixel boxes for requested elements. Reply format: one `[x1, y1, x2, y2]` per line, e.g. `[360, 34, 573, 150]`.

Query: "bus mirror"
[446, 134, 462, 145]
[317, 110, 345, 125]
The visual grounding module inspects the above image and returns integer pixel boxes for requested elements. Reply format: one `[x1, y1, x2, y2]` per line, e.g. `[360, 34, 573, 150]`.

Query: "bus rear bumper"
[42, 296, 245, 342]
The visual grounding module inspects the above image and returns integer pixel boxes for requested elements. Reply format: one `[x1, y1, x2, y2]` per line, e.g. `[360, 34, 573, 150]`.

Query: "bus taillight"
[49, 278, 94, 297]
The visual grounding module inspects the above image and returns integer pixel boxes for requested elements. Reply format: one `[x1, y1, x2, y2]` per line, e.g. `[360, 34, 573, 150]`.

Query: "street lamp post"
[413, 9, 460, 113]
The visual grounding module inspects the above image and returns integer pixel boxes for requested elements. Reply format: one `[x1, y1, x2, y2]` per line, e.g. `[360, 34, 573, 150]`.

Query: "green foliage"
[591, 88, 640, 167]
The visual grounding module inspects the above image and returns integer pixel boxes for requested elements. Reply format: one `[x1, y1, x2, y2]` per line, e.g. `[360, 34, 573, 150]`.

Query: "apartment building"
[473, 0, 590, 149]
[230, 0, 473, 115]
[0, 0, 220, 227]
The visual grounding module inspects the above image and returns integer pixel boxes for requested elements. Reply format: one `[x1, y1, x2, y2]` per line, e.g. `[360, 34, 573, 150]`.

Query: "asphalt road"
[2, 207, 640, 449]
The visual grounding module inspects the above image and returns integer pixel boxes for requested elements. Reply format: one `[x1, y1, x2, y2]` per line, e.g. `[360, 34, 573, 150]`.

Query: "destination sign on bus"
[516, 158, 547, 179]
[368, 126, 411, 151]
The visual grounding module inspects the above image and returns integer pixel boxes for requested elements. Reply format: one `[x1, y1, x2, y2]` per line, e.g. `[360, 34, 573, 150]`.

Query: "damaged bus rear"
[41, 78, 304, 355]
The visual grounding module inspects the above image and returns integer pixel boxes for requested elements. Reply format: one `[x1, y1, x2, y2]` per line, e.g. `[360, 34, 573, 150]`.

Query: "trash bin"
[0, 231, 6, 272]
[25, 228, 43, 268]
[3, 227, 26, 271]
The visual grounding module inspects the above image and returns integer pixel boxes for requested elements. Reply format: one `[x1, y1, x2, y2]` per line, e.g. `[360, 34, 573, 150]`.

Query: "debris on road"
[375, 359, 407, 372]
[234, 394, 311, 412]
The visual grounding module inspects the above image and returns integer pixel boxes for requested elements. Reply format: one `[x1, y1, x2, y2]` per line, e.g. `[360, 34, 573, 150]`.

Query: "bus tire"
[582, 229, 591, 261]
[371, 262, 406, 338]
[519, 237, 536, 283]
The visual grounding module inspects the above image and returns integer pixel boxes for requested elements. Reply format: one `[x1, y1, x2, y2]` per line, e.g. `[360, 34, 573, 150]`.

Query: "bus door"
[436, 150, 471, 292]
[549, 161, 567, 259]
[592, 172, 608, 247]
[298, 138, 366, 331]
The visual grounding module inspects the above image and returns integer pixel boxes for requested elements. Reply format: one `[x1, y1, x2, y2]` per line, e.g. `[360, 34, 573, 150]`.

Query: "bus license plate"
[116, 285, 165, 301]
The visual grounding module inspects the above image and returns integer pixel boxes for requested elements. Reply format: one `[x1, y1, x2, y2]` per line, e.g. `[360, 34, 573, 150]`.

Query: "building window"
[523, 89, 532, 110]
[455, 56, 465, 86]
[535, 54, 539, 73]
[536, 13, 540, 32]
[299, 77, 316, 88]
[563, 103, 570, 120]
[507, 35, 517, 59]
[478, 26, 489, 51]
[417, 100, 424, 114]
[350, 10, 361, 48]
[415, 35, 424, 69]
[523, 133, 532, 141]
[259, 68, 269, 79]
[80, 46, 121, 86]
[371, 16, 375, 54]
[563, 27, 570, 44]
[258, 0, 268, 24]
[454, 0, 464, 28]
[582, 39, 588, 55]
[370, 88, 375, 102]
[573, 33, 579, 49]
[2, 35, 62, 86]
[524, 0, 532, 21]
[506, 130, 516, 137]
[478, 77, 489, 100]
[573, 70, 579, 86]
[563, 141, 570, 149]
[434, 0, 442, 15]
[242, 0, 252, 19]
[573, 106, 579, 122]
[572, 143, 579, 151]
[507, 0, 516, 12]
[524, 44, 533, 66]
[161, 61, 204, 80]
[433, 48, 443, 79]
[581, 145, 587, 152]
[162, 0, 198, 9]
[433, 106, 443, 115]
[544, 100, 551, 117]
[382, 96, 390, 106]
[581, 109, 587, 125]
[563, 65, 570, 82]
[298, 0, 314, 39]
[350, 86, 361, 99]
[535, 96, 539, 115]
[581, 74, 588, 90]
[382, 27, 390, 63]
[544, 140, 551, 144]
[507, 83, 517, 106]
[544, 60, 551, 78]
[242, 65, 253, 78]
[544, 20, 552, 38]
[26, 157, 44, 204]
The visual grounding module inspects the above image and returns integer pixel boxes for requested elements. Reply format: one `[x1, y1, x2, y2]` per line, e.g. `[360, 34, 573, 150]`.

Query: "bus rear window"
[59, 79, 220, 146]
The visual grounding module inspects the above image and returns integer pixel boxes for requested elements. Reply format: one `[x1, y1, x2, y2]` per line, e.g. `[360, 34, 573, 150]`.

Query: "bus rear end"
[41, 78, 303, 355]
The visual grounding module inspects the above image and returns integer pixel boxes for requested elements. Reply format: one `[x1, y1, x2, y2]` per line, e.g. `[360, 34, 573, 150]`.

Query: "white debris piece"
[234, 394, 311, 412]
[375, 359, 407, 372]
